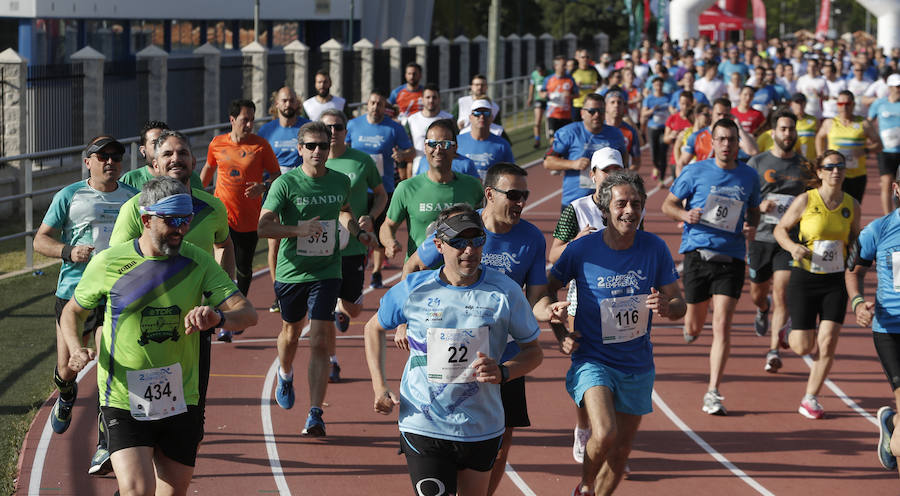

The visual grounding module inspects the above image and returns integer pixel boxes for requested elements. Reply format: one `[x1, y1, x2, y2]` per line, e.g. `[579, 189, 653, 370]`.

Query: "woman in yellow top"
[774, 150, 860, 420]
[815, 90, 882, 203]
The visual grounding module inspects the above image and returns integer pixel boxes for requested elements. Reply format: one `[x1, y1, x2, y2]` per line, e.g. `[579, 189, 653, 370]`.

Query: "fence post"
[71, 46, 105, 179]
[472, 35, 487, 75]
[454, 35, 470, 88]
[408, 36, 428, 83]
[283, 40, 309, 99]
[194, 43, 220, 142]
[539, 33, 554, 70]
[136, 45, 168, 123]
[522, 33, 536, 73]
[594, 33, 609, 59]
[432, 36, 450, 90]
[240, 41, 268, 115]
[353, 38, 374, 105]
[382, 37, 401, 89]
[320, 38, 344, 100]
[0, 48, 27, 159]
[497, 35, 506, 82]
[563, 33, 577, 57]
[507, 34, 521, 78]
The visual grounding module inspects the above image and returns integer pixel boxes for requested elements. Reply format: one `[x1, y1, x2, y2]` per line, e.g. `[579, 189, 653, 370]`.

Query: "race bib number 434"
[126, 363, 187, 421]
[426, 326, 489, 383]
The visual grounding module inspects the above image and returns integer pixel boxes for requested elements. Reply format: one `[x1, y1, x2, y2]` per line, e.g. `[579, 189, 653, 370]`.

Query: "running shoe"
[269, 299, 280, 313]
[275, 374, 294, 410]
[683, 328, 698, 344]
[334, 311, 350, 333]
[533, 136, 541, 149]
[754, 295, 771, 337]
[50, 383, 77, 434]
[573, 425, 591, 464]
[702, 390, 727, 416]
[301, 407, 326, 436]
[328, 362, 341, 383]
[571, 483, 595, 496]
[216, 329, 232, 343]
[764, 349, 782, 373]
[878, 406, 897, 470]
[369, 271, 384, 289]
[88, 446, 113, 476]
[798, 395, 825, 419]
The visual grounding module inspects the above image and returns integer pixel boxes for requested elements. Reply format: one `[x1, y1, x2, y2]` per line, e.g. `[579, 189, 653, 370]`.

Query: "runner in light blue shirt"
[257, 87, 310, 173]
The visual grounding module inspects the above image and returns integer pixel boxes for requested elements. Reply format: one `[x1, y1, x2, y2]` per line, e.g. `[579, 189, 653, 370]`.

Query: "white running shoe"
[573, 425, 592, 464]
[702, 389, 727, 415]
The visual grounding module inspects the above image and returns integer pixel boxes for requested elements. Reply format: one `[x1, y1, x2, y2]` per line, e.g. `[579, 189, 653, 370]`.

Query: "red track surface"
[16, 151, 900, 495]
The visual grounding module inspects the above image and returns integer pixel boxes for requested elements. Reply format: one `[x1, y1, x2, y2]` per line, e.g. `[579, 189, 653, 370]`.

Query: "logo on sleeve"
[139, 306, 181, 345]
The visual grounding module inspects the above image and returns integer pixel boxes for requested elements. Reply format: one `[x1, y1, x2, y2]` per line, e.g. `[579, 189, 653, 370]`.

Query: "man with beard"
[259, 87, 311, 313]
[406, 83, 453, 163]
[389, 62, 424, 121]
[34, 135, 138, 475]
[64, 177, 257, 496]
[303, 69, 346, 122]
[201, 99, 281, 341]
[746, 110, 812, 372]
[457, 74, 501, 131]
[120, 121, 203, 191]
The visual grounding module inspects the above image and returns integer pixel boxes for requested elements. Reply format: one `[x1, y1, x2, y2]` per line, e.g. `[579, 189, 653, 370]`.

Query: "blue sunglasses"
[155, 214, 193, 228]
[444, 235, 486, 250]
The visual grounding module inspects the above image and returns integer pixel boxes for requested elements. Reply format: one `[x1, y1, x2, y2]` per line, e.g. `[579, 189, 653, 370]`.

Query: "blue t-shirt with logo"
[346, 115, 413, 193]
[643, 94, 671, 129]
[550, 229, 679, 373]
[377, 268, 541, 442]
[551, 121, 627, 207]
[869, 97, 900, 154]
[669, 158, 761, 259]
[668, 89, 710, 110]
[257, 117, 310, 173]
[857, 210, 900, 334]
[456, 133, 515, 181]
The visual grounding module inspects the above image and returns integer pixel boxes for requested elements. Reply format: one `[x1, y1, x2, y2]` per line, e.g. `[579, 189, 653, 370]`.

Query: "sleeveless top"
[571, 194, 607, 230]
[827, 116, 867, 178]
[795, 188, 855, 273]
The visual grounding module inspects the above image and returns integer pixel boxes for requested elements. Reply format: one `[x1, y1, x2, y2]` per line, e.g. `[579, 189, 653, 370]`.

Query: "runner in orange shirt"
[201, 99, 280, 341]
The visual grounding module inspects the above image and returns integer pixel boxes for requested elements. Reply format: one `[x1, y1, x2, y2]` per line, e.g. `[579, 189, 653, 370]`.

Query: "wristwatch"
[499, 364, 510, 385]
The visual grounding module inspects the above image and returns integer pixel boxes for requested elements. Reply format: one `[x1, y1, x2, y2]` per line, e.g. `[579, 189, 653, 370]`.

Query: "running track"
[16, 150, 900, 495]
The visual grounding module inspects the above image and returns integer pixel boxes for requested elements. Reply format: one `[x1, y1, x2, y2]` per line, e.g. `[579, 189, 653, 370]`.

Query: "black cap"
[83, 137, 125, 159]
[435, 211, 484, 240]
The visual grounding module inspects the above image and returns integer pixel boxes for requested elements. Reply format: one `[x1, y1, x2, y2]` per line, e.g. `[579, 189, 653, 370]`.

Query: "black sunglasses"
[301, 142, 330, 151]
[325, 123, 346, 131]
[94, 152, 123, 162]
[492, 187, 530, 202]
[582, 108, 603, 115]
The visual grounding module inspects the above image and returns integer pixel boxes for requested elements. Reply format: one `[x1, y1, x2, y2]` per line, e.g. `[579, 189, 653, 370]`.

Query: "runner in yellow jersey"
[816, 90, 882, 203]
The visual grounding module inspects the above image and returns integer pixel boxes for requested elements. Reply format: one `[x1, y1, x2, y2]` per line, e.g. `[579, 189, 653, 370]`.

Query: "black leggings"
[230, 228, 258, 296]
[874, 332, 900, 392]
[648, 127, 668, 178]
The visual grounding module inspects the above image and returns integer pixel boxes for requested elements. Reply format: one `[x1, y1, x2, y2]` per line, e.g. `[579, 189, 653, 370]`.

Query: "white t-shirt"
[406, 110, 453, 158]
[459, 123, 504, 137]
[865, 79, 889, 101]
[777, 77, 797, 97]
[796, 74, 826, 119]
[695, 76, 726, 103]
[847, 77, 873, 116]
[457, 95, 500, 130]
[303, 95, 346, 122]
[822, 77, 848, 118]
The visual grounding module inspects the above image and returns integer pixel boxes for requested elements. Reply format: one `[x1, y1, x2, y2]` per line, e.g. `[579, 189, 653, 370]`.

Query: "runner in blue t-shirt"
[544, 93, 628, 208]
[257, 87, 311, 174]
[456, 99, 515, 181]
[847, 170, 900, 473]
[868, 77, 900, 216]
[662, 118, 761, 417]
[547, 171, 685, 496]
[364, 208, 552, 496]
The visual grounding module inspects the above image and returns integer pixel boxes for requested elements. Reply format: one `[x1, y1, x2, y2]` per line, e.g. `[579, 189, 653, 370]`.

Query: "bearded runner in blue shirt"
[547, 171, 685, 496]
[365, 207, 559, 496]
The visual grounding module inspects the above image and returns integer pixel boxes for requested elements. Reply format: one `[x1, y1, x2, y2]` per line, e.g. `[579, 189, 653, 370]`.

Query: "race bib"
[578, 167, 594, 189]
[700, 194, 742, 232]
[296, 219, 335, 256]
[838, 149, 859, 170]
[761, 193, 796, 225]
[126, 363, 187, 421]
[369, 154, 384, 176]
[426, 326, 489, 383]
[91, 223, 114, 252]
[892, 251, 900, 291]
[600, 294, 650, 344]
[881, 127, 900, 150]
[91, 202, 122, 252]
[810, 239, 844, 273]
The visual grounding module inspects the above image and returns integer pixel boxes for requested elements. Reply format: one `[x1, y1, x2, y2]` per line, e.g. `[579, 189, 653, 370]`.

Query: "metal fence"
[219, 53, 244, 121]
[104, 60, 138, 138]
[25, 63, 84, 153]
[167, 55, 206, 130]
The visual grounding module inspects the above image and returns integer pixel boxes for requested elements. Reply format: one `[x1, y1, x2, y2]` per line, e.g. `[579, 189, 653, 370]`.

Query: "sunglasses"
[301, 142, 329, 151]
[836, 101, 852, 106]
[492, 187, 530, 202]
[471, 109, 492, 118]
[822, 162, 845, 170]
[94, 152, 123, 162]
[425, 139, 455, 150]
[155, 214, 193, 228]
[325, 123, 346, 131]
[443, 234, 487, 250]
[582, 107, 603, 115]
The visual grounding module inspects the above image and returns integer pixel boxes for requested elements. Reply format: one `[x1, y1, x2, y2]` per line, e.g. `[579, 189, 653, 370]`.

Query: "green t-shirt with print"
[73, 240, 239, 411]
[120, 166, 204, 191]
[325, 148, 382, 257]
[262, 167, 351, 283]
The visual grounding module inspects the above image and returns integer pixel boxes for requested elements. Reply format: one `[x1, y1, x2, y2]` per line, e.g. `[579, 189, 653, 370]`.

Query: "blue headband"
[140, 193, 193, 216]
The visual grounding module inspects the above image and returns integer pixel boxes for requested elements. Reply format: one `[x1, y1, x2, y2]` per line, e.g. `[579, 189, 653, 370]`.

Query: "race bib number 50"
[426, 326, 489, 383]
[700, 194, 742, 232]
[126, 363, 187, 421]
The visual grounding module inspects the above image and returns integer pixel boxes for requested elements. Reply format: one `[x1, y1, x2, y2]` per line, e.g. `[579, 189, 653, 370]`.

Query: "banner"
[657, 0, 668, 43]
[751, 0, 767, 40]
[816, 0, 831, 39]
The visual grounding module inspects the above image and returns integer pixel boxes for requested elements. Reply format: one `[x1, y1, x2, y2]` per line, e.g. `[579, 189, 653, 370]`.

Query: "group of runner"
[32, 32, 900, 496]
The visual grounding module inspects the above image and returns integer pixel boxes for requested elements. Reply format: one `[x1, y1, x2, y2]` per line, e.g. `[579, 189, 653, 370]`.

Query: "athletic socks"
[279, 367, 293, 381]
[54, 367, 77, 402]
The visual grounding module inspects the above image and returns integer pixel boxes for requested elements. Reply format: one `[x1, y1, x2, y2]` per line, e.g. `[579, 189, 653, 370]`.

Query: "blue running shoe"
[50, 383, 77, 434]
[216, 329, 232, 343]
[302, 407, 326, 436]
[334, 311, 350, 333]
[878, 406, 897, 470]
[275, 374, 294, 410]
[88, 446, 113, 476]
[328, 362, 341, 383]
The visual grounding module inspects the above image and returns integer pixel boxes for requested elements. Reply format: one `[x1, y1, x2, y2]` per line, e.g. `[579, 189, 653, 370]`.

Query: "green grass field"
[0, 117, 546, 495]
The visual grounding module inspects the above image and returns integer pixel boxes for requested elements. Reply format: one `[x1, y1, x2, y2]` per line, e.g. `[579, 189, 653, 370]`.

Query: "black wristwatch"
[214, 308, 226, 329]
[498, 364, 510, 385]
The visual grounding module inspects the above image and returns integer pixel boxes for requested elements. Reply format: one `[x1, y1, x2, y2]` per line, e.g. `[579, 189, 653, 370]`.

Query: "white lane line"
[261, 359, 291, 496]
[651, 390, 775, 496]
[29, 361, 97, 496]
[801, 354, 878, 426]
[504, 463, 538, 496]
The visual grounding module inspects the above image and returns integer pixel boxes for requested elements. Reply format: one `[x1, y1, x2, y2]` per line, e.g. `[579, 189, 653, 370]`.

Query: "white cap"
[590, 148, 624, 171]
[471, 99, 493, 116]
[887, 74, 900, 87]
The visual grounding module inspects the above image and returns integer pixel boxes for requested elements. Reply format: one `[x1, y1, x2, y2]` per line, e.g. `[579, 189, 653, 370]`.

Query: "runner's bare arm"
[34, 223, 93, 262]
[214, 235, 236, 280]
[257, 209, 323, 239]
[773, 192, 810, 260]
[61, 299, 96, 372]
[646, 283, 686, 320]
[379, 217, 404, 259]
[364, 315, 400, 414]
